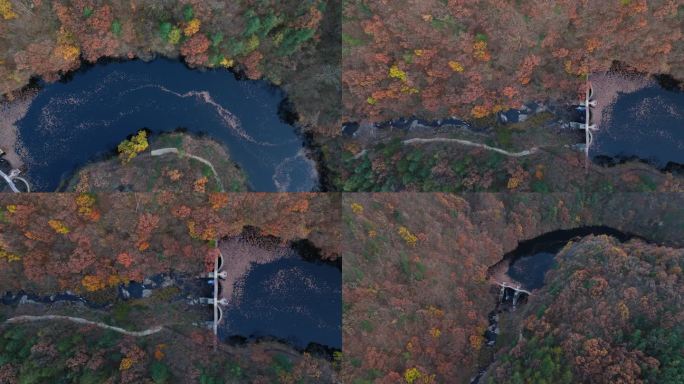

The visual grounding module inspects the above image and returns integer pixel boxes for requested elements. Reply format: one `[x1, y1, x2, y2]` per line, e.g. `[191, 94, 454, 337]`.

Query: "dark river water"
[591, 84, 684, 168]
[219, 252, 342, 350]
[505, 226, 636, 291]
[2, 253, 342, 351]
[15, 58, 318, 191]
[0, 274, 174, 309]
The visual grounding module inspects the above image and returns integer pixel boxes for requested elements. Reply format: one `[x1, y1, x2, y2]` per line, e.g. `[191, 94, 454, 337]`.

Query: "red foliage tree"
[180, 34, 210, 66]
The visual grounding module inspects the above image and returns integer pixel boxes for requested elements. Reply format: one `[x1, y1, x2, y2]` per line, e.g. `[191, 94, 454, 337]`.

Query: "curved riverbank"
[5, 58, 321, 192]
[488, 226, 643, 291]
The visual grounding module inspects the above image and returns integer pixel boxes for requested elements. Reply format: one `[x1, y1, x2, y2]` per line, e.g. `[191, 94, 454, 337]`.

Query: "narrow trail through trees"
[402, 137, 540, 157]
[3, 315, 163, 337]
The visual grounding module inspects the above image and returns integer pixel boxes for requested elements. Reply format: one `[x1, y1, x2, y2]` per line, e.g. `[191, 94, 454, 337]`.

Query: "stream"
[2, 248, 342, 354]
[1, 273, 183, 310]
[344, 81, 684, 176]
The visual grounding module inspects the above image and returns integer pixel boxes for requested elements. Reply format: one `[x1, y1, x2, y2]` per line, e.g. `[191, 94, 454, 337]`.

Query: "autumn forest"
[1, 0, 684, 383]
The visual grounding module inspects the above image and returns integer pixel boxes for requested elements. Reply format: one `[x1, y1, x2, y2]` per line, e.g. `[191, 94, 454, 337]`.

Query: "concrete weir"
[0, 168, 30, 193]
[197, 250, 226, 350]
[496, 281, 531, 308]
[582, 82, 597, 169]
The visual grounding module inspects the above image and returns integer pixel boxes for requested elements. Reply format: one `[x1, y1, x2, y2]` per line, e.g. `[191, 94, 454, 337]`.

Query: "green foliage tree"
[630, 323, 684, 383]
[211, 32, 223, 47]
[277, 28, 315, 56]
[227, 38, 247, 56]
[150, 361, 172, 383]
[159, 21, 173, 41]
[272, 354, 293, 376]
[259, 13, 283, 37]
[111, 19, 122, 37]
[79, 369, 109, 384]
[200, 373, 220, 384]
[182, 4, 194, 21]
[494, 336, 573, 384]
[243, 12, 262, 37]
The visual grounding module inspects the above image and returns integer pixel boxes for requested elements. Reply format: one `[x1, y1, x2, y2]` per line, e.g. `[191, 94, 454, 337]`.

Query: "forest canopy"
[343, 0, 684, 122]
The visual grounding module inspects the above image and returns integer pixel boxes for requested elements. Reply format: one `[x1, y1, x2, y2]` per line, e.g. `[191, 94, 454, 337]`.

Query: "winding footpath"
[150, 147, 224, 191]
[402, 137, 540, 157]
[3, 315, 163, 337]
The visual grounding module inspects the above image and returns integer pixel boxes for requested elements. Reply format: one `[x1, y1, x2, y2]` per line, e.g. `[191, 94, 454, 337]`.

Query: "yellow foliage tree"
[0, 0, 17, 20]
[220, 57, 234, 68]
[617, 301, 630, 321]
[401, 85, 419, 94]
[448, 60, 464, 72]
[168, 27, 182, 44]
[48, 219, 70, 234]
[107, 275, 122, 287]
[117, 130, 149, 164]
[398, 226, 418, 246]
[350, 202, 364, 214]
[82, 275, 105, 292]
[404, 367, 421, 383]
[507, 174, 523, 190]
[0, 248, 20, 262]
[471, 105, 490, 118]
[473, 41, 491, 61]
[469, 334, 484, 350]
[389, 64, 408, 82]
[200, 227, 217, 241]
[184, 18, 201, 36]
[55, 27, 80, 61]
[187, 220, 200, 239]
[75, 193, 97, 218]
[427, 305, 444, 318]
[56, 45, 80, 61]
[119, 357, 133, 370]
